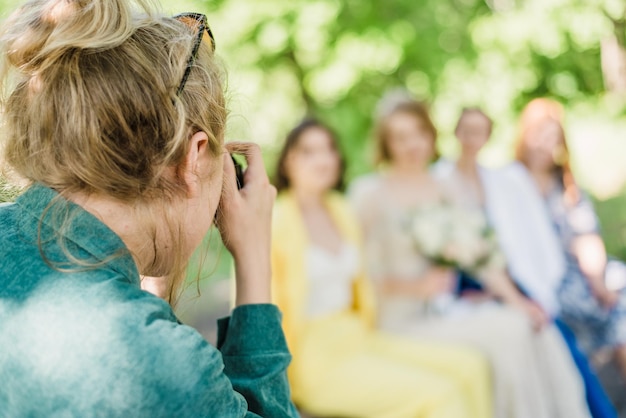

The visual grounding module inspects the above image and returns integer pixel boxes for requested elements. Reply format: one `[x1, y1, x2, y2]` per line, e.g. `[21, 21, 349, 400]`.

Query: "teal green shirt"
[0, 185, 298, 417]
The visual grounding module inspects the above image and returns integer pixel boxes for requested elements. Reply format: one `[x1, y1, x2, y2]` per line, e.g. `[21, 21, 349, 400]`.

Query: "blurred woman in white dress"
[350, 96, 590, 418]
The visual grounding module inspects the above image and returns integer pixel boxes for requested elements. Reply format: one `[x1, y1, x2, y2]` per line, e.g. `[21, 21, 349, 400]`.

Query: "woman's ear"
[181, 131, 211, 197]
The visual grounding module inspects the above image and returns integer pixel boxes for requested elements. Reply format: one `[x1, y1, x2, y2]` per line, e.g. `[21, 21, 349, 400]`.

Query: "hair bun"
[1, 0, 150, 74]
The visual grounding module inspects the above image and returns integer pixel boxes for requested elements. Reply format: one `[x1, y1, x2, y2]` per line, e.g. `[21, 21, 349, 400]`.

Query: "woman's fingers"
[224, 142, 269, 187]
[219, 141, 275, 306]
[221, 151, 238, 194]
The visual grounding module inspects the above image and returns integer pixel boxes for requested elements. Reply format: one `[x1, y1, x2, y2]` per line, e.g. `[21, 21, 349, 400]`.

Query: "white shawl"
[434, 161, 567, 316]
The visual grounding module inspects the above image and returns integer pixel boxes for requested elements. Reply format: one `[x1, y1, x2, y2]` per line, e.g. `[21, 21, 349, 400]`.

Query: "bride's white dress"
[350, 173, 590, 418]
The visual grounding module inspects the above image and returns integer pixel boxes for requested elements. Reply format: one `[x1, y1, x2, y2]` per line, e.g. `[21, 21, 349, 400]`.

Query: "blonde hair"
[0, 0, 227, 303]
[374, 99, 438, 165]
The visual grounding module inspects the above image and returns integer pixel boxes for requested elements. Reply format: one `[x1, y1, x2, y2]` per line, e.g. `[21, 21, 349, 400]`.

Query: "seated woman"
[435, 106, 618, 418]
[516, 98, 626, 376]
[0, 1, 296, 416]
[351, 96, 591, 418]
[271, 119, 492, 418]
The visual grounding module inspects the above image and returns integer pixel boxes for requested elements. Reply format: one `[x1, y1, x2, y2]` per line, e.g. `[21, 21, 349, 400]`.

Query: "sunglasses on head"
[174, 13, 244, 190]
[173, 12, 215, 96]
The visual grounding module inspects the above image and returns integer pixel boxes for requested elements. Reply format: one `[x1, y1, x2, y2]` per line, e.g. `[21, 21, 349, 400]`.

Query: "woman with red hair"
[516, 98, 626, 379]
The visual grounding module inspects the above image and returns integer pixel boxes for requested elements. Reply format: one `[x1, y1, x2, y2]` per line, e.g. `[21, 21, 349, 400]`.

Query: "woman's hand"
[418, 267, 457, 299]
[380, 267, 456, 300]
[477, 269, 549, 331]
[571, 235, 616, 309]
[591, 284, 619, 310]
[216, 142, 277, 306]
[513, 298, 550, 332]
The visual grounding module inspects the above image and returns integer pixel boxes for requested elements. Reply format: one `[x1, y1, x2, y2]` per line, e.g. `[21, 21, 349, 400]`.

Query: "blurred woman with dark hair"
[516, 98, 626, 378]
[351, 95, 591, 418]
[271, 119, 492, 418]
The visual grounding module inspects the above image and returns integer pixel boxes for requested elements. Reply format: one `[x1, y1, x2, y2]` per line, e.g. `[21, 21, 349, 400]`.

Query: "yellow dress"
[271, 191, 492, 418]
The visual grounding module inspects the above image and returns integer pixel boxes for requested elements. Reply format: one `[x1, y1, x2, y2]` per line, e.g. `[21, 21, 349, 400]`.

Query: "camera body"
[231, 155, 245, 190]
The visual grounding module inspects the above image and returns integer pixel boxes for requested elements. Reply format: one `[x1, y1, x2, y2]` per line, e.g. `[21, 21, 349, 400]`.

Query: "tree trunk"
[601, 9, 626, 94]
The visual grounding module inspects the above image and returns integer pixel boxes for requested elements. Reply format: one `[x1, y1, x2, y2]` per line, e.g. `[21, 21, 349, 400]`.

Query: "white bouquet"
[409, 202, 507, 315]
[410, 202, 507, 277]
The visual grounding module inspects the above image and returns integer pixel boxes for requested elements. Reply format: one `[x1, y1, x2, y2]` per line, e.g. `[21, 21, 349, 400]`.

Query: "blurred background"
[142, 0, 626, 336]
[163, 0, 625, 408]
[1, 0, 625, 410]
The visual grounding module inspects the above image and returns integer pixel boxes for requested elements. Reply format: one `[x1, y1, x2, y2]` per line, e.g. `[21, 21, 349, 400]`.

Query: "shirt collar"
[15, 184, 140, 286]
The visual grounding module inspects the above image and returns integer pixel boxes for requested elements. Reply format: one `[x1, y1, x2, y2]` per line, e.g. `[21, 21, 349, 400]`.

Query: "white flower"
[412, 217, 444, 256]
[410, 202, 502, 273]
[411, 206, 451, 256]
[422, 235, 446, 257]
[482, 251, 508, 274]
[442, 241, 461, 262]
[465, 210, 488, 232]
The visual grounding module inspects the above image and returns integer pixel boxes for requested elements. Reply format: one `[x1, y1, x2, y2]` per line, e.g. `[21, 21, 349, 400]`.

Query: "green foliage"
[195, 0, 626, 258]
[186, 227, 233, 282]
[0, 0, 623, 259]
[595, 194, 626, 262]
[0, 176, 20, 203]
[185, 0, 625, 184]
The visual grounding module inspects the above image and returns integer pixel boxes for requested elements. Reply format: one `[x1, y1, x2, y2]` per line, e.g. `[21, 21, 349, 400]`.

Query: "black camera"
[231, 154, 245, 190]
